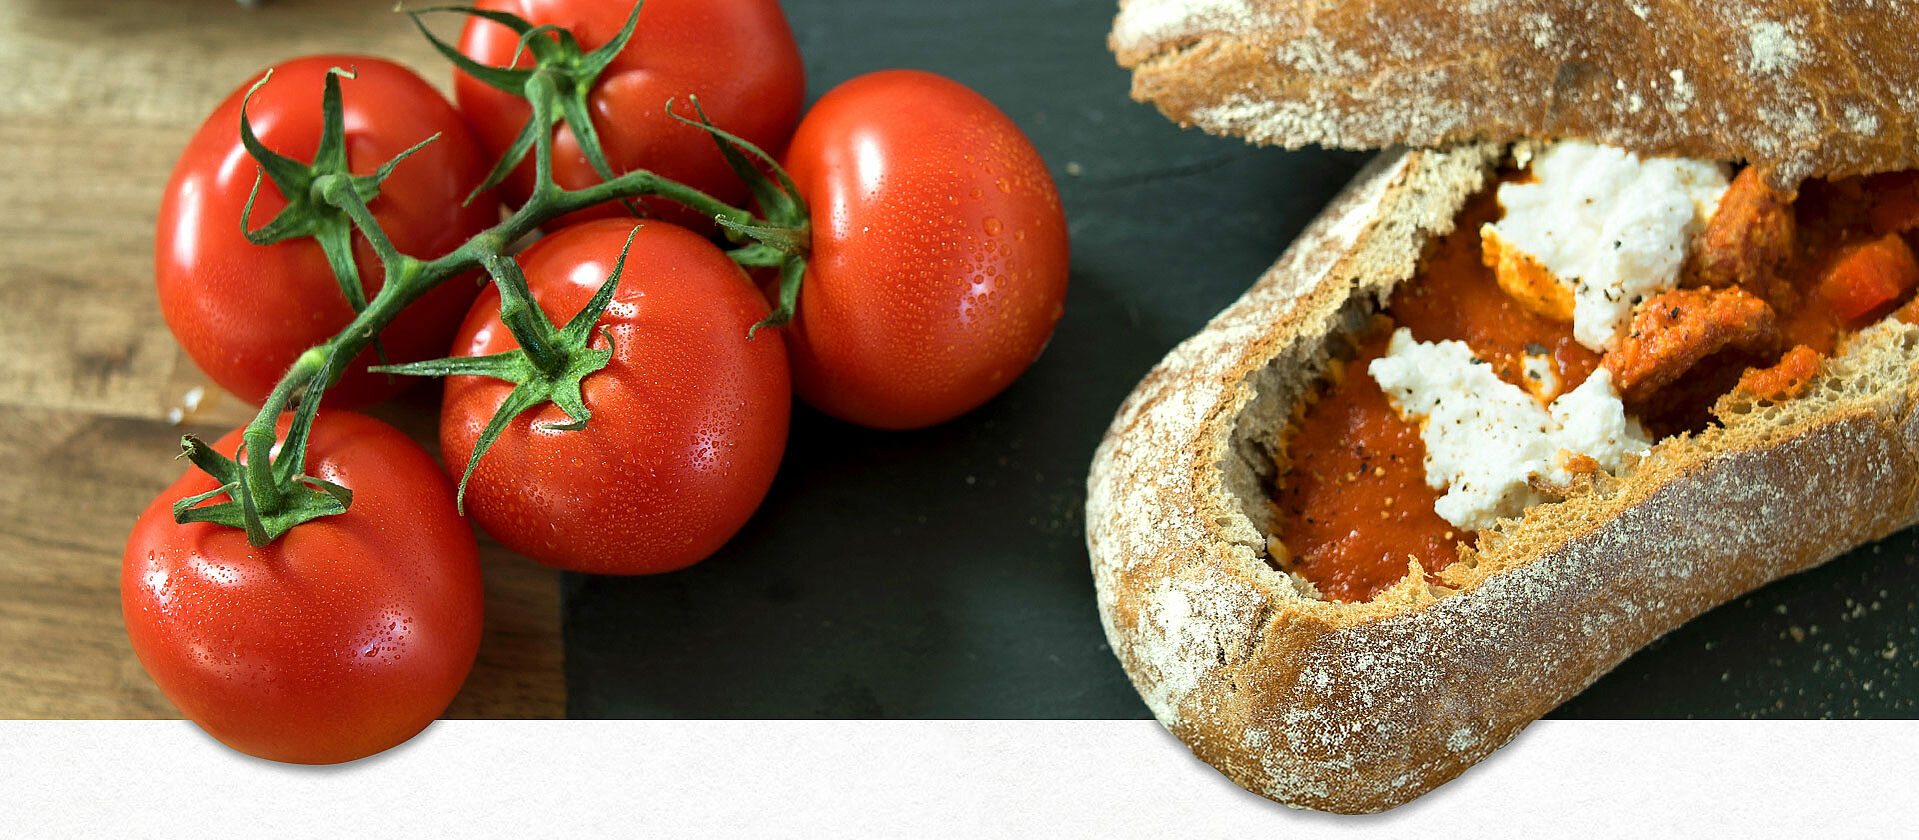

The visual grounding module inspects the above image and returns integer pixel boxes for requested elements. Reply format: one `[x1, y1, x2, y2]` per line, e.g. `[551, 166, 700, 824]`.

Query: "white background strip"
[3, 719, 1911, 837]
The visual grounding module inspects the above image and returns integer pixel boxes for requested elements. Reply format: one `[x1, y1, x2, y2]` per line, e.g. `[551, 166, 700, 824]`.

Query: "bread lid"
[1111, 0, 1919, 187]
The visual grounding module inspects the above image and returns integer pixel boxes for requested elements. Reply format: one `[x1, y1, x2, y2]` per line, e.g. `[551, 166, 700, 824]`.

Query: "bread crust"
[1109, 0, 1919, 188]
[1083, 144, 1919, 813]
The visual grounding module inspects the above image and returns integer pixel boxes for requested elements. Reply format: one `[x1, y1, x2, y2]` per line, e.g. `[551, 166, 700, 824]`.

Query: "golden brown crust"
[1083, 144, 1919, 813]
[1109, 0, 1919, 188]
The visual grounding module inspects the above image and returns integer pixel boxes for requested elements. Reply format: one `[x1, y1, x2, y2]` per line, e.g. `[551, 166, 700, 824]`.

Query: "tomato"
[441, 220, 789, 574]
[454, 0, 805, 230]
[778, 70, 1070, 429]
[122, 411, 483, 765]
[157, 56, 497, 408]
[158, 54, 498, 408]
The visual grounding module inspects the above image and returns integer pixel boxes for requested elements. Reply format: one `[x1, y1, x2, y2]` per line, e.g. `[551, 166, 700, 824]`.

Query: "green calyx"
[409, 2, 643, 209]
[665, 96, 813, 335]
[172, 366, 353, 546]
[374, 227, 641, 512]
[239, 66, 438, 341]
[172, 437, 351, 546]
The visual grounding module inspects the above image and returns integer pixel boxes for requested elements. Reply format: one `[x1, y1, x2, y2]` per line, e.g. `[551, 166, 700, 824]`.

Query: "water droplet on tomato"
[983, 218, 1003, 236]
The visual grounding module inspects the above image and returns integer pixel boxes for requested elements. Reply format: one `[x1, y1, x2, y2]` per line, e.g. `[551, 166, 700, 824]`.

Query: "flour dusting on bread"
[1745, 19, 1805, 76]
[1113, 0, 1919, 188]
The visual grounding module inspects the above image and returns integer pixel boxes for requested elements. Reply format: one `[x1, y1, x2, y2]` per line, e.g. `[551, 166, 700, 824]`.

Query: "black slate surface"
[563, 0, 1919, 718]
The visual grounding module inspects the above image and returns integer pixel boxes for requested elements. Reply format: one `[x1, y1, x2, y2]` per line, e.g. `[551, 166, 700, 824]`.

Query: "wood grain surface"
[0, 0, 563, 719]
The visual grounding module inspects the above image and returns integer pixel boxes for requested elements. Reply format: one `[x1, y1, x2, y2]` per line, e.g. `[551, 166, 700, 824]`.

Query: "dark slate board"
[563, 0, 1919, 718]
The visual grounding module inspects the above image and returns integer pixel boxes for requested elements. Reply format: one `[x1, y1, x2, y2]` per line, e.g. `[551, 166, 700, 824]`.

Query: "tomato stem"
[373, 228, 639, 512]
[664, 96, 814, 332]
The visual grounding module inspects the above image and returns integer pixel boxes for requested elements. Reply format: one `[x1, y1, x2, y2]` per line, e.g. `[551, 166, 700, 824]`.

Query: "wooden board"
[0, 0, 563, 719]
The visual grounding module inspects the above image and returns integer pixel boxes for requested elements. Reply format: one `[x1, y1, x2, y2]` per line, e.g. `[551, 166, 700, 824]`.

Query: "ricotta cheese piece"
[1520, 352, 1560, 402]
[1368, 328, 1652, 532]
[1481, 141, 1730, 352]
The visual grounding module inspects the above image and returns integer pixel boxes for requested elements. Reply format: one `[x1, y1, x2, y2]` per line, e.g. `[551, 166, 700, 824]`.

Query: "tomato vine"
[175, 2, 812, 545]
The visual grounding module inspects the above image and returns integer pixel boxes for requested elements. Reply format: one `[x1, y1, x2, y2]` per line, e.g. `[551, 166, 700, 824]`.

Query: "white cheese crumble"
[1520, 352, 1560, 402]
[1482, 141, 1729, 352]
[1368, 328, 1652, 532]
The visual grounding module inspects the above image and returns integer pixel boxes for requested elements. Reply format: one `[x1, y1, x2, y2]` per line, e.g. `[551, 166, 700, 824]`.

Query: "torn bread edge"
[1083, 143, 1919, 813]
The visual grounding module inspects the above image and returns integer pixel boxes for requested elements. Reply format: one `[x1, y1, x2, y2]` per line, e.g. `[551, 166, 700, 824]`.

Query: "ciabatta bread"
[1085, 143, 1919, 813]
[1093, 0, 1919, 813]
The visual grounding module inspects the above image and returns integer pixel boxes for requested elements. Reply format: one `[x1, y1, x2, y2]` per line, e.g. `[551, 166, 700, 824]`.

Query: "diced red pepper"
[1818, 233, 1919, 323]
[1737, 344, 1821, 401]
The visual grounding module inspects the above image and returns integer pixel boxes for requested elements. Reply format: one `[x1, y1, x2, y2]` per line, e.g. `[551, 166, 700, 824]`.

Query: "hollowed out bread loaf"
[1109, 0, 1919, 188]
[1083, 144, 1919, 813]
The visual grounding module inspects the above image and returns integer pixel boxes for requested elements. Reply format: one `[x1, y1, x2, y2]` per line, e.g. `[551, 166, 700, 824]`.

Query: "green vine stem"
[175, 3, 811, 545]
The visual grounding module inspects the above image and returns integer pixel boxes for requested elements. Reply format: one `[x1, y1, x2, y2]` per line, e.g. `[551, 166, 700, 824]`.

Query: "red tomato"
[122, 411, 483, 765]
[779, 70, 1070, 429]
[156, 56, 497, 408]
[455, 0, 805, 230]
[441, 220, 789, 574]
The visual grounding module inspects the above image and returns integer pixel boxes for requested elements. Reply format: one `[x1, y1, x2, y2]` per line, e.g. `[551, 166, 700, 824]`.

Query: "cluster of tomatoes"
[122, 0, 1068, 764]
